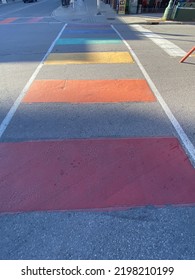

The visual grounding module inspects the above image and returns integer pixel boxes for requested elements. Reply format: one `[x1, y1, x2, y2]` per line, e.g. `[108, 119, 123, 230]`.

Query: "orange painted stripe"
[23, 80, 156, 103]
[0, 18, 18, 24]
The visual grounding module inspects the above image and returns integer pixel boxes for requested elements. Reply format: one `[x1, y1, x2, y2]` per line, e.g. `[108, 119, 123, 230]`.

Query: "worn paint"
[0, 138, 195, 213]
[56, 38, 122, 45]
[45, 52, 134, 65]
[23, 79, 156, 103]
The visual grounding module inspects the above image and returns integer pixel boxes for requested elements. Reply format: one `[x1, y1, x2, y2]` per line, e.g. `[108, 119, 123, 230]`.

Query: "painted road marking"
[63, 29, 115, 34]
[23, 79, 156, 103]
[0, 138, 195, 213]
[112, 25, 195, 167]
[56, 38, 122, 45]
[0, 0, 48, 17]
[27, 17, 43, 23]
[0, 17, 59, 25]
[0, 18, 18, 24]
[45, 52, 134, 65]
[0, 24, 67, 139]
[132, 25, 186, 57]
[67, 24, 110, 28]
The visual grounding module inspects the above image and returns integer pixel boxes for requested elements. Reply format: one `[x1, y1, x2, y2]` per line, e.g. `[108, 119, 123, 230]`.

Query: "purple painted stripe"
[27, 17, 43, 23]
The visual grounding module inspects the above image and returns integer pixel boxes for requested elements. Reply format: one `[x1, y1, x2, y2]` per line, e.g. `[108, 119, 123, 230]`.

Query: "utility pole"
[97, 0, 101, 15]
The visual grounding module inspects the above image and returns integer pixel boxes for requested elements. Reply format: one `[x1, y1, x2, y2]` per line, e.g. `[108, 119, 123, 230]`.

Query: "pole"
[162, 0, 174, 20]
[97, 0, 101, 15]
[180, 47, 195, 63]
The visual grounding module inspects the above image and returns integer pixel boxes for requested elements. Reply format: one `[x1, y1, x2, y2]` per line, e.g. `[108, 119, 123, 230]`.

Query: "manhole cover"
[107, 18, 115, 20]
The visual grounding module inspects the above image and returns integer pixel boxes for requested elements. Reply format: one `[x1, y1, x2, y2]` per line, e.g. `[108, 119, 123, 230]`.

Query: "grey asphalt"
[123, 23, 195, 149]
[1, 206, 195, 260]
[0, 0, 195, 260]
[0, 0, 60, 17]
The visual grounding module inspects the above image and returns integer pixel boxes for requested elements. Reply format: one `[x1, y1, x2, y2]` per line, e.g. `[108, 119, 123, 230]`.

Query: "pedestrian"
[61, 0, 70, 7]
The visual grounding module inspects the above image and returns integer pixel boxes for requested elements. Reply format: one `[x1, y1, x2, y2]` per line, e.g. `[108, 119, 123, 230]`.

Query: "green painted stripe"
[56, 38, 122, 45]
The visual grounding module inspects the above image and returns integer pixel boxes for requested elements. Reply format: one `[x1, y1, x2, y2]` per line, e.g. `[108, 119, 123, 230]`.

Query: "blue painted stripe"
[56, 38, 122, 45]
[68, 24, 110, 28]
[63, 29, 115, 34]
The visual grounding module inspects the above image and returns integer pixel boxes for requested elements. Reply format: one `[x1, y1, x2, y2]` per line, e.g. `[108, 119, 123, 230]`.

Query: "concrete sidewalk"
[52, 0, 194, 24]
[52, 0, 120, 24]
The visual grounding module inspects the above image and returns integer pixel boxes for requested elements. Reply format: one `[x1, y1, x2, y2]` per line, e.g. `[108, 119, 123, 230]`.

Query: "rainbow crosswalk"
[0, 17, 58, 25]
[0, 23, 195, 214]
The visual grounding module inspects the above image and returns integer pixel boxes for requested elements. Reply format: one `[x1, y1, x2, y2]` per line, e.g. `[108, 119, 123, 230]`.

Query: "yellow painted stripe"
[45, 52, 134, 65]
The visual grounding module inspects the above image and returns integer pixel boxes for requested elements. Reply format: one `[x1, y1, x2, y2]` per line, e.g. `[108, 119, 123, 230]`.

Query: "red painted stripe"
[0, 138, 195, 213]
[0, 18, 18, 24]
[27, 17, 43, 23]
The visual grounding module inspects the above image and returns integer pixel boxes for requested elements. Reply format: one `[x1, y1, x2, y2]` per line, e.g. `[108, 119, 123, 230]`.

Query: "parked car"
[23, 0, 37, 3]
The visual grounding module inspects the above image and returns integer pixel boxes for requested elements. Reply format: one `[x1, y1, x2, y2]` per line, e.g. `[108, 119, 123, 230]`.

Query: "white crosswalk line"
[133, 24, 186, 57]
